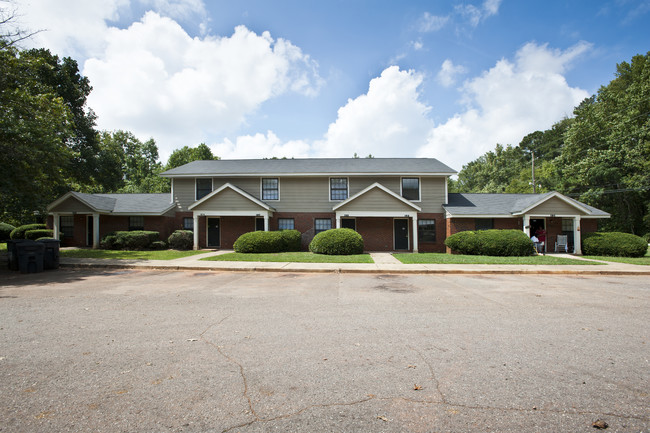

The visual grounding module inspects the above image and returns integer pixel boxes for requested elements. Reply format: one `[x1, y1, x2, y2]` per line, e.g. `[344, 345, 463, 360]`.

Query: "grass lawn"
[202, 252, 374, 263]
[60, 249, 209, 260]
[393, 253, 601, 265]
[583, 249, 650, 266]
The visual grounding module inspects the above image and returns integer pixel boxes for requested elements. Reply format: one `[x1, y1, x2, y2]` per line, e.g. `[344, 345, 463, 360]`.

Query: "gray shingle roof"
[160, 158, 457, 177]
[64, 192, 173, 214]
[444, 193, 610, 217]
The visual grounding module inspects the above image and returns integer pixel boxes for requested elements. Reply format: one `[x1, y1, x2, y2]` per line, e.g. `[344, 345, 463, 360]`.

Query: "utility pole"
[531, 151, 536, 194]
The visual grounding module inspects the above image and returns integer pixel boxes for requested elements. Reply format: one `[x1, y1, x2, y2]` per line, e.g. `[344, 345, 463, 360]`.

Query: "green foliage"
[444, 229, 535, 256]
[10, 223, 47, 239]
[150, 241, 167, 250]
[456, 144, 528, 193]
[100, 231, 160, 250]
[309, 228, 364, 255]
[167, 230, 194, 250]
[581, 232, 647, 257]
[166, 143, 218, 170]
[24, 229, 54, 240]
[233, 230, 302, 253]
[0, 222, 16, 240]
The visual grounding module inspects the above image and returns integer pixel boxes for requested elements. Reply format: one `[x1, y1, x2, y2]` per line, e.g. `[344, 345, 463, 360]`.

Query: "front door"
[207, 217, 220, 248]
[86, 215, 93, 246]
[394, 219, 409, 250]
[341, 218, 356, 230]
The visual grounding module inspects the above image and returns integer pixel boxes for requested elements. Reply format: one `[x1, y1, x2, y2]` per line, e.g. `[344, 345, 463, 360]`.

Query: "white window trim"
[195, 178, 214, 201]
[278, 218, 295, 230]
[260, 177, 280, 201]
[400, 177, 421, 202]
[314, 218, 332, 234]
[328, 177, 349, 202]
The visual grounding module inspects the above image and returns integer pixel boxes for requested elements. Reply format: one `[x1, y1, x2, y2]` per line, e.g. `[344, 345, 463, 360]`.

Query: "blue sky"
[14, 0, 650, 171]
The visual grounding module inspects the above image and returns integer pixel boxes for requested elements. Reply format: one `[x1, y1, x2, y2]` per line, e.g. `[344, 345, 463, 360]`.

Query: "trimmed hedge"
[309, 228, 364, 255]
[100, 231, 160, 250]
[10, 223, 47, 240]
[581, 232, 647, 257]
[167, 230, 194, 250]
[150, 241, 167, 250]
[0, 222, 16, 241]
[25, 229, 54, 240]
[233, 230, 302, 253]
[444, 229, 535, 256]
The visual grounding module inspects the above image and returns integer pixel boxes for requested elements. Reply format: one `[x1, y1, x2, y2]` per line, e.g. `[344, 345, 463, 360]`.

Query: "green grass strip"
[60, 249, 209, 260]
[202, 252, 374, 263]
[582, 254, 650, 266]
[393, 253, 601, 265]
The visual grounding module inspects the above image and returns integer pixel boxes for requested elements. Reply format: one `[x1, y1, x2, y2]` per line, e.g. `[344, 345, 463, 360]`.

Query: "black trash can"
[7, 239, 29, 271]
[39, 239, 61, 270]
[16, 241, 45, 274]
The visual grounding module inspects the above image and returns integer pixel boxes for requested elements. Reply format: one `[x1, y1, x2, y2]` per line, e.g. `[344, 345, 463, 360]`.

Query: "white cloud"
[211, 131, 311, 159]
[437, 59, 468, 87]
[82, 12, 321, 158]
[316, 66, 432, 158]
[417, 42, 591, 171]
[418, 12, 449, 32]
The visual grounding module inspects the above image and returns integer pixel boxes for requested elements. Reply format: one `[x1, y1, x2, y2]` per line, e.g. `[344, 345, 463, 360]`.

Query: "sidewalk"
[57, 251, 650, 275]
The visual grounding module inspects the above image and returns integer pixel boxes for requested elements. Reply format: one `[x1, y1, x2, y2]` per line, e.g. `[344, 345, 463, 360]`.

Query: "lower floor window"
[418, 219, 436, 242]
[183, 217, 194, 231]
[129, 216, 144, 231]
[60, 215, 73, 238]
[314, 218, 331, 234]
[278, 218, 294, 230]
[475, 218, 494, 231]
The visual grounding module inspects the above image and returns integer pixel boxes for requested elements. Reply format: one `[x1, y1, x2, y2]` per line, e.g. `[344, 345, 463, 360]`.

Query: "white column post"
[264, 213, 269, 231]
[523, 214, 530, 236]
[93, 213, 100, 249]
[193, 213, 199, 250]
[574, 216, 581, 255]
[412, 214, 419, 253]
[336, 214, 341, 229]
[53, 213, 60, 239]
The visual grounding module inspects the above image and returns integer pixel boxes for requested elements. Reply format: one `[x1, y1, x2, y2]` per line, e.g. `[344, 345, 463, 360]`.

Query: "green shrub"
[233, 230, 302, 253]
[0, 222, 16, 241]
[444, 229, 535, 256]
[25, 229, 54, 240]
[100, 231, 160, 250]
[309, 228, 364, 255]
[150, 241, 167, 250]
[10, 223, 47, 239]
[167, 230, 194, 250]
[581, 232, 647, 257]
[643, 233, 650, 243]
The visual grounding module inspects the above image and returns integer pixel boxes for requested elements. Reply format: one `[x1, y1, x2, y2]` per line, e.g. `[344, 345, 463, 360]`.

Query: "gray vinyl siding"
[336, 188, 415, 212]
[172, 175, 447, 212]
[50, 197, 94, 213]
[527, 197, 588, 216]
[192, 188, 263, 212]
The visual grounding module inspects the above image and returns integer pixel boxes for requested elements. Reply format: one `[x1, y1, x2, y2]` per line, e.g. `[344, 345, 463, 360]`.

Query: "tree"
[456, 144, 527, 193]
[561, 52, 650, 234]
[166, 143, 217, 170]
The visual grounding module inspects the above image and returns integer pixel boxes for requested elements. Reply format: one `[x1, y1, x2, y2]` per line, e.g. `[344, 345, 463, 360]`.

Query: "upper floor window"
[278, 218, 295, 230]
[262, 178, 279, 200]
[330, 178, 348, 200]
[196, 178, 212, 200]
[314, 218, 331, 234]
[60, 215, 74, 238]
[401, 177, 420, 201]
[129, 216, 144, 231]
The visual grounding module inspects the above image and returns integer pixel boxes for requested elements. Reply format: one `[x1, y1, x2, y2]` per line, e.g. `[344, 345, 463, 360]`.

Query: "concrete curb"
[58, 261, 650, 276]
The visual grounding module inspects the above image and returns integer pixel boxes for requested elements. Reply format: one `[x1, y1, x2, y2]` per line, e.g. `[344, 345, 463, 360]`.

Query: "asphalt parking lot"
[1, 269, 648, 432]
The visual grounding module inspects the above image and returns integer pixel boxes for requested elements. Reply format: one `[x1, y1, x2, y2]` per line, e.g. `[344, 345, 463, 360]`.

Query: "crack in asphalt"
[409, 344, 447, 405]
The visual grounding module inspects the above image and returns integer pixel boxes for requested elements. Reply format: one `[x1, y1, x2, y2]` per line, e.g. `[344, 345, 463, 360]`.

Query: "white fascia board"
[47, 192, 101, 212]
[513, 191, 591, 215]
[161, 172, 456, 178]
[445, 214, 518, 219]
[336, 210, 418, 218]
[192, 210, 273, 217]
[333, 182, 421, 212]
[189, 182, 274, 211]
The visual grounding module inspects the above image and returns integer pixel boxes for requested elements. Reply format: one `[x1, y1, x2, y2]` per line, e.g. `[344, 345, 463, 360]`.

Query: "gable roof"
[188, 183, 275, 212]
[444, 192, 610, 218]
[160, 158, 457, 177]
[48, 192, 175, 215]
[333, 182, 421, 212]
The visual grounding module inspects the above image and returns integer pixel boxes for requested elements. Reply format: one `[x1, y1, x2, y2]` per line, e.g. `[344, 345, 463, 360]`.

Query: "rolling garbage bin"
[7, 239, 28, 271]
[16, 241, 45, 274]
[39, 239, 60, 270]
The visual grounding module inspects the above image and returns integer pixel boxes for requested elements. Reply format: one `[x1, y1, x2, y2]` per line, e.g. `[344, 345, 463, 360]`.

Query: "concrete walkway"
[56, 250, 650, 275]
